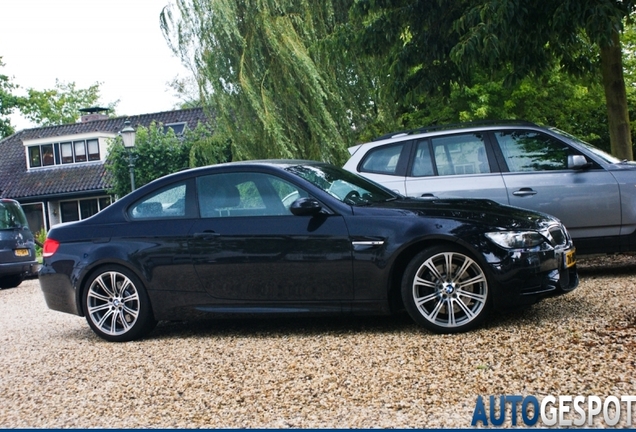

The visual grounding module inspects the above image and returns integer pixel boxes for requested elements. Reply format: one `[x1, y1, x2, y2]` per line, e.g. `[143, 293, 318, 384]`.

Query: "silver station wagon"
[344, 121, 636, 255]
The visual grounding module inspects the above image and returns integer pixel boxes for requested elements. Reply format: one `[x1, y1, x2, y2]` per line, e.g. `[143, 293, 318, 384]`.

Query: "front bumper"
[488, 245, 579, 310]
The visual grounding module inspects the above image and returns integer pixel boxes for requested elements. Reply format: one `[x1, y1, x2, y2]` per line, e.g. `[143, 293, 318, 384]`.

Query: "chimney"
[79, 107, 110, 123]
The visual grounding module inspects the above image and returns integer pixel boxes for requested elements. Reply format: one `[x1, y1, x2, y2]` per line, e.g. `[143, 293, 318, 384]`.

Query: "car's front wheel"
[402, 246, 491, 333]
[82, 266, 156, 342]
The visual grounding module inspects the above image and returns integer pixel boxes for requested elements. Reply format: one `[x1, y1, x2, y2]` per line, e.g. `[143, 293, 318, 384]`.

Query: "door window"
[430, 133, 490, 176]
[495, 130, 571, 172]
[410, 141, 435, 177]
[197, 173, 307, 218]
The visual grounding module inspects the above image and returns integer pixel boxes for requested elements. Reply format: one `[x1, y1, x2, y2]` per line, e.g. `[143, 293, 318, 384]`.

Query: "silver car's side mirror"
[568, 154, 591, 170]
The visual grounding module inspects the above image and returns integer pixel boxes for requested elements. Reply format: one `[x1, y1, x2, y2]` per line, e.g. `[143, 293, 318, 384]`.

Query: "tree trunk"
[600, 30, 633, 161]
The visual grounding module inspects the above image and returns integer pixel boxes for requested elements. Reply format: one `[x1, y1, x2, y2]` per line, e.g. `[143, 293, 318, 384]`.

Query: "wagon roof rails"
[372, 119, 539, 141]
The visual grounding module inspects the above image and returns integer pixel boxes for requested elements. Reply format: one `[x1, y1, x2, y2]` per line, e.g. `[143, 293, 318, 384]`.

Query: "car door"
[126, 179, 202, 292]
[403, 132, 509, 202]
[189, 171, 353, 302]
[492, 129, 621, 238]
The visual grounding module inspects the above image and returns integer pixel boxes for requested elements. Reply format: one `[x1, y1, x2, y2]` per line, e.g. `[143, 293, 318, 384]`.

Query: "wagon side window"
[359, 143, 406, 175]
[494, 130, 571, 172]
[430, 133, 490, 176]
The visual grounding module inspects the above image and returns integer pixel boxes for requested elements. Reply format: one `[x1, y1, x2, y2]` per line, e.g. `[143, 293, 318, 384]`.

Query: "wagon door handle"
[512, 187, 537, 197]
[193, 230, 221, 240]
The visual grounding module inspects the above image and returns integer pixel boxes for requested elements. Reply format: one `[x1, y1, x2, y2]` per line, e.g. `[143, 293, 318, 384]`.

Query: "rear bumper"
[0, 260, 39, 277]
[38, 269, 81, 316]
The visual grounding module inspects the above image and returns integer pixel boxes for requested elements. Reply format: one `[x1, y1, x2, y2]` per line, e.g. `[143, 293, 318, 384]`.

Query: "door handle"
[512, 188, 537, 197]
[193, 231, 221, 240]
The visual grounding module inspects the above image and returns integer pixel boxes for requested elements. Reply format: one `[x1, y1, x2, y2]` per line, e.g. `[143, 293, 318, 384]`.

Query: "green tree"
[161, 0, 388, 164]
[399, 68, 610, 151]
[0, 57, 21, 139]
[106, 121, 229, 197]
[352, 0, 635, 159]
[20, 79, 118, 127]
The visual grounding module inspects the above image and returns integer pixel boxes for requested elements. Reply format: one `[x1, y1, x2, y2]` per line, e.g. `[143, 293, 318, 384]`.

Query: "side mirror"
[568, 154, 591, 170]
[290, 197, 323, 216]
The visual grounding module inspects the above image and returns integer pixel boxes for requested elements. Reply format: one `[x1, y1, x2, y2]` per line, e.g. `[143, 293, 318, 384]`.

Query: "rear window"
[0, 201, 29, 230]
[359, 143, 405, 175]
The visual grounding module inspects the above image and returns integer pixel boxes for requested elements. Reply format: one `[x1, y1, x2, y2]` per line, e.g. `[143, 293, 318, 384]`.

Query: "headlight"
[485, 231, 547, 249]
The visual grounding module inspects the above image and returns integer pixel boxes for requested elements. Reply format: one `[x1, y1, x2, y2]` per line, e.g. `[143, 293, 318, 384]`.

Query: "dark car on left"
[39, 160, 578, 342]
[0, 198, 37, 289]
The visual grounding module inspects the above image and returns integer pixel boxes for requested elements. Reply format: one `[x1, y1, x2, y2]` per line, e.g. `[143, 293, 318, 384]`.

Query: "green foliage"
[0, 57, 21, 139]
[161, 0, 389, 164]
[1, 59, 117, 137]
[106, 121, 229, 197]
[34, 228, 47, 260]
[399, 68, 610, 151]
[351, 0, 635, 158]
[20, 79, 117, 127]
[168, 75, 203, 109]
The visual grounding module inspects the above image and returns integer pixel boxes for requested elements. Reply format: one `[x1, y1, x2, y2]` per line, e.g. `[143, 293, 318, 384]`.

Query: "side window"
[268, 177, 309, 210]
[129, 182, 187, 219]
[411, 141, 435, 177]
[359, 143, 405, 175]
[495, 130, 571, 172]
[431, 133, 490, 176]
[198, 173, 307, 218]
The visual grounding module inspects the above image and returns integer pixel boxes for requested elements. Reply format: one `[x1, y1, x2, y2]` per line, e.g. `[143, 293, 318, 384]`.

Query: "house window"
[74, 141, 87, 162]
[61, 142, 74, 164]
[60, 196, 112, 223]
[87, 139, 100, 161]
[163, 122, 186, 135]
[42, 144, 55, 166]
[29, 146, 42, 168]
[29, 138, 101, 168]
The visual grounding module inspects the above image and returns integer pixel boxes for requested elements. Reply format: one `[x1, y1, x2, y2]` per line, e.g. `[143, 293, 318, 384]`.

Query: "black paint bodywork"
[39, 160, 578, 323]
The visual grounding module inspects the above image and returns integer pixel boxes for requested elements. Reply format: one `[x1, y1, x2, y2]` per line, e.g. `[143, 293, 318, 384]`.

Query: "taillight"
[42, 238, 60, 258]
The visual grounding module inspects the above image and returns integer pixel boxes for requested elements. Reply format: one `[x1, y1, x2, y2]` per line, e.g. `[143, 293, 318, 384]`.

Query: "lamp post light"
[120, 120, 137, 192]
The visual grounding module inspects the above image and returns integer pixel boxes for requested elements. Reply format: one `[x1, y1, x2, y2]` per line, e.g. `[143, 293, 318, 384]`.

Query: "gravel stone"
[0, 254, 634, 428]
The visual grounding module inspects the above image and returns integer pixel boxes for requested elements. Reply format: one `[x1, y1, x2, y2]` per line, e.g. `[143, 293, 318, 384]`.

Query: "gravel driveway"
[1, 254, 634, 428]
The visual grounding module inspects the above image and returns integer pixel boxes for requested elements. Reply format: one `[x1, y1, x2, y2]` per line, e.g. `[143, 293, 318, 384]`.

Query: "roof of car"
[372, 120, 540, 142]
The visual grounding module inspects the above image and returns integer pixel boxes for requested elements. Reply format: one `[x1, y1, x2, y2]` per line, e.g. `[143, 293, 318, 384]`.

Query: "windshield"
[286, 164, 398, 205]
[550, 128, 623, 164]
[0, 201, 28, 230]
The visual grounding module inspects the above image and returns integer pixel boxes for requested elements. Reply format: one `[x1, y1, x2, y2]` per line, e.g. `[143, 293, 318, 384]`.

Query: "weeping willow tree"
[160, 0, 388, 164]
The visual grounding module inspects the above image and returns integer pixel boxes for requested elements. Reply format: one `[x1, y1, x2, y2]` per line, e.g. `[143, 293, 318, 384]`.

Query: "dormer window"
[163, 122, 187, 135]
[25, 135, 110, 169]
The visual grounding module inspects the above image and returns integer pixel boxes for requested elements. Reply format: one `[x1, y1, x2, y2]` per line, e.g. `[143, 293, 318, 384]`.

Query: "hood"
[363, 197, 559, 231]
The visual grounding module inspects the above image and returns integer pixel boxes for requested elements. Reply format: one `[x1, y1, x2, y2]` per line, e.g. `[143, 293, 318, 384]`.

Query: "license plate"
[565, 249, 576, 268]
[14, 249, 29, 257]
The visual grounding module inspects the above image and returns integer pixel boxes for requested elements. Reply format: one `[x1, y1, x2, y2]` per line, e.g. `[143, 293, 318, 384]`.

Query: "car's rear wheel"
[83, 266, 156, 342]
[402, 245, 491, 333]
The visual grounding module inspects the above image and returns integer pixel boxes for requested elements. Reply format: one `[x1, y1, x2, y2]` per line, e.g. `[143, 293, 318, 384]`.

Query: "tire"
[82, 266, 157, 342]
[0, 274, 23, 289]
[402, 245, 491, 333]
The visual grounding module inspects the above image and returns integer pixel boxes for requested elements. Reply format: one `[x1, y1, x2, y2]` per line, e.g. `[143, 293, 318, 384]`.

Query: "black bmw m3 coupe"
[39, 160, 578, 341]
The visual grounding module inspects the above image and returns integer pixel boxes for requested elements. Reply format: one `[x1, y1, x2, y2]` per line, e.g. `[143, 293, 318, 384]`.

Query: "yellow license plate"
[565, 249, 576, 268]
[14, 249, 29, 257]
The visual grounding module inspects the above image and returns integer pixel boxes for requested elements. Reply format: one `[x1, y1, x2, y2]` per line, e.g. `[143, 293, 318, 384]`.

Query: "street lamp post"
[120, 121, 137, 191]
